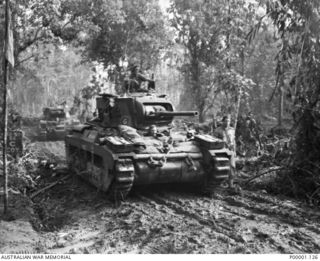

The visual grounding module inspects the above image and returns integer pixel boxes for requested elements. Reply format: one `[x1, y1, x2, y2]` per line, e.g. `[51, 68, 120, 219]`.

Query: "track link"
[109, 158, 135, 204]
[204, 156, 231, 195]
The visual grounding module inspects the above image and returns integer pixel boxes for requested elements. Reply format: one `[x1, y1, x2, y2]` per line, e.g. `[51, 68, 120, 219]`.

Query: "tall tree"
[2, 0, 14, 215]
[168, 0, 258, 122]
[85, 0, 168, 69]
[1, 0, 168, 113]
[60, 0, 169, 95]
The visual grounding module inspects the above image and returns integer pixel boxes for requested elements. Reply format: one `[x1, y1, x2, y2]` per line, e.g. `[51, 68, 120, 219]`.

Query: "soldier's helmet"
[129, 64, 139, 73]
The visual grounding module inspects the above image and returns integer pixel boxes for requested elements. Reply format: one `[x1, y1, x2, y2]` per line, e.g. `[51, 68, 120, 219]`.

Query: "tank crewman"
[125, 65, 155, 93]
[147, 124, 165, 138]
[214, 115, 236, 188]
[146, 125, 161, 137]
[102, 97, 121, 127]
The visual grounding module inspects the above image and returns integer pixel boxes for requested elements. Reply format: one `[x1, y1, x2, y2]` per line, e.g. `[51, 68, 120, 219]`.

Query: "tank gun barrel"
[151, 111, 199, 117]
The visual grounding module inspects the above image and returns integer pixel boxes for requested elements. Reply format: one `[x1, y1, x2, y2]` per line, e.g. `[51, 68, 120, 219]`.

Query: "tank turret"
[95, 93, 198, 130]
[43, 107, 66, 121]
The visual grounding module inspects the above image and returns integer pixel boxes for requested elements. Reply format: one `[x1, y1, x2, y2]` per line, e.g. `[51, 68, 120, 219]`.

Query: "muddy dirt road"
[37, 182, 320, 254]
[2, 142, 320, 254]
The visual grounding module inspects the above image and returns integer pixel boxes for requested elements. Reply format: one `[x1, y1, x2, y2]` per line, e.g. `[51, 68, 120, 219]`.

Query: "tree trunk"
[226, 0, 231, 70]
[235, 48, 245, 128]
[199, 102, 206, 123]
[2, 0, 11, 215]
[278, 77, 284, 127]
[2, 59, 9, 215]
[190, 55, 202, 121]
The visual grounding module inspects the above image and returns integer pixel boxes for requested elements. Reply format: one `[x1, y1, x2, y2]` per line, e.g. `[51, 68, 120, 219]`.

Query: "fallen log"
[244, 166, 285, 185]
[0, 187, 21, 196]
[30, 175, 70, 199]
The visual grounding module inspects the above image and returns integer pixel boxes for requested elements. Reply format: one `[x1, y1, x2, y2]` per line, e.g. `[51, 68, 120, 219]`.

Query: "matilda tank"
[65, 91, 232, 202]
[38, 107, 79, 141]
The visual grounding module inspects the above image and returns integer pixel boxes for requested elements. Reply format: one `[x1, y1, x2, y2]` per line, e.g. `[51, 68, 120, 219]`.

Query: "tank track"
[109, 158, 135, 204]
[204, 156, 231, 195]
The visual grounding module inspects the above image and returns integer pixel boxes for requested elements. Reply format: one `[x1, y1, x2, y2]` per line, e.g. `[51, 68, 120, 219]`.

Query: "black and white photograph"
[0, 0, 320, 256]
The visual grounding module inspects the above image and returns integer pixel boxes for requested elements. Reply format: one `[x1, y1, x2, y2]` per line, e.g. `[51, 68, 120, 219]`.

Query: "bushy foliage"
[265, 0, 320, 204]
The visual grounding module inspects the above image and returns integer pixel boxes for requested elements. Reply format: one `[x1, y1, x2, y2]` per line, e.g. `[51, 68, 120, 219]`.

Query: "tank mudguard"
[71, 124, 91, 133]
[208, 149, 232, 157]
[65, 136, 115, 168]
[65, 136, 116, 192]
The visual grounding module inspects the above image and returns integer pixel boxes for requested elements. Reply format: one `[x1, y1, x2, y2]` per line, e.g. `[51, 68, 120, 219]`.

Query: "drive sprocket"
[109, 158, 135, 205]
[204, 156, 231, 196]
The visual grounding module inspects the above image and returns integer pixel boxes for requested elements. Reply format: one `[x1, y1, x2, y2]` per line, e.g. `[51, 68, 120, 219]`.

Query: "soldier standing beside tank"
[125, 65, 155, 93]
[214, 115, 236, 188]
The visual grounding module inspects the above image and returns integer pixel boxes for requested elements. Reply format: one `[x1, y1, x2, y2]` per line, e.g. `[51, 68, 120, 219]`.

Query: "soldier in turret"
[125, 65, 155, 93]
[102, 97, 121, 127]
